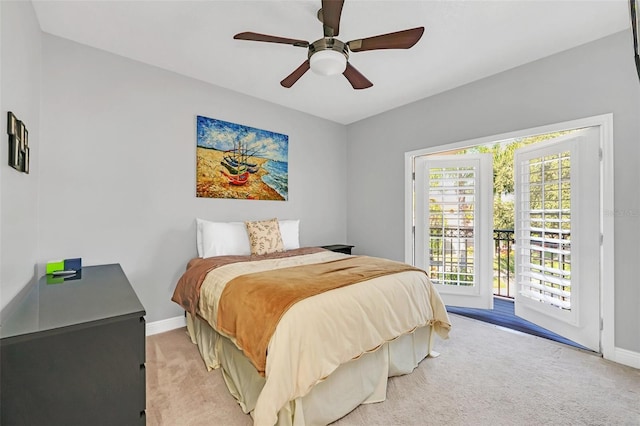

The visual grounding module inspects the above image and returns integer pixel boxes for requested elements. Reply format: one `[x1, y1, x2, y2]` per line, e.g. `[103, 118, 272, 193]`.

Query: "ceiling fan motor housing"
[308, 38, 349, 75]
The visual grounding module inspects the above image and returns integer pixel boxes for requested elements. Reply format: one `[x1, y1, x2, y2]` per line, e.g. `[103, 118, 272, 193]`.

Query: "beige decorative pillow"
[245, 218, 285, 255]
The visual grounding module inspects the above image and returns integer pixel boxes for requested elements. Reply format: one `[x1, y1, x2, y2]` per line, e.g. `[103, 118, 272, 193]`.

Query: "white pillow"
[279, 219, 300, 250]
[196, 218, 205, 257]
[196, 218, 300, 257]
[197, 219, 251, 258]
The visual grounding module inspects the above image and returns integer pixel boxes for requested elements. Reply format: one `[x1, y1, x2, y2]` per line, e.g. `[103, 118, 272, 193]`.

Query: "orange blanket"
[216, 256, 425, 376]
[171, 247, 326, 316]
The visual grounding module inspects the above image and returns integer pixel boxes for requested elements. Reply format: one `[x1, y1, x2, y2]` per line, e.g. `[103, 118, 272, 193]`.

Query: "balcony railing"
[493, 229, 515, 298]
[428, 227, 515, 298]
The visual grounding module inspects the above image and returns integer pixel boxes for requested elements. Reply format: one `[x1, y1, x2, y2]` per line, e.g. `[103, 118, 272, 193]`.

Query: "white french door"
[414, 154, 494, 309]
[514, 128, 601, 352]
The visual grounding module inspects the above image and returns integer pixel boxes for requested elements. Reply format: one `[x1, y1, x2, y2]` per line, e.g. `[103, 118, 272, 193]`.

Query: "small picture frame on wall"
[9, 136, 20, 169]
[7, 111, 17, 135]
[22, 127, 28, 152]
[17, 121, 25, 152]
[24, 147, 30, 174]
[6, 111, 29, 173]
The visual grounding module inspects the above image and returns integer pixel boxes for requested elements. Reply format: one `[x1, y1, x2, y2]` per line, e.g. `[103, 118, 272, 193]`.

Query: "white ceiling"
[32, 0, 631, 125]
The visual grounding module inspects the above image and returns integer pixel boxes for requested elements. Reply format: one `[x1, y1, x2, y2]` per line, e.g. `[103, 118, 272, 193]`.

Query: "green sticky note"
[46, 260, 65, 274]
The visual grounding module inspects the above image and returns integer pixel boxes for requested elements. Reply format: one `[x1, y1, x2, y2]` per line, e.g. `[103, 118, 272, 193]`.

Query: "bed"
[172, 219, 451, 426]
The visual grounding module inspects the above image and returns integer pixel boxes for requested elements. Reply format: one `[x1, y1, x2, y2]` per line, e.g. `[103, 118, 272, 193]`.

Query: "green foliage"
[494, 198, 515, 230]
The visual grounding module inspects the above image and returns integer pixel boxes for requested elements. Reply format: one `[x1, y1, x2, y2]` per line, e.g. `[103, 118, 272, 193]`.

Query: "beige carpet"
[146, 315, 640, 425]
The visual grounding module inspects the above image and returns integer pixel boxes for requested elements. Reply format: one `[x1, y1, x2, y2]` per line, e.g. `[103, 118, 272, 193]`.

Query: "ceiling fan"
[233, 0, 424, 89]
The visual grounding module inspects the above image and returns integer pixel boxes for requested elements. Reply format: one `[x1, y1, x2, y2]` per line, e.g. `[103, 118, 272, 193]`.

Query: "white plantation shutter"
[414, 154, 493, 309]
[427, 163, 477, 287]
[516, 149, 573, 310]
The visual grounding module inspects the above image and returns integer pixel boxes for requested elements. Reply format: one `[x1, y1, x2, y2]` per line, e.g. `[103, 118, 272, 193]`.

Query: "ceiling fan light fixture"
[310, 50, 347, 76]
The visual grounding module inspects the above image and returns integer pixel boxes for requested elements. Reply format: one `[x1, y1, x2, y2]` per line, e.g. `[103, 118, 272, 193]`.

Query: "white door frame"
[404, 113, 614, 359]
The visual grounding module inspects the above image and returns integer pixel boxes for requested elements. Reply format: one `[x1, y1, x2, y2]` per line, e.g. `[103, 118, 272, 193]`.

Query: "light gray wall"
[346, 30, 640, 353]
[39, 35, 348, 322]
[0, 1, 41, 316]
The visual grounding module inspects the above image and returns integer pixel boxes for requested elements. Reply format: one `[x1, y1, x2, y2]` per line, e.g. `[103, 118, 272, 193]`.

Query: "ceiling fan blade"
[234, 32, 309, 47]
[280, 60, 311, 88]
[348, 27, 425, 52]
[343, 62, 373, 90]
[321, 0, 345, 37]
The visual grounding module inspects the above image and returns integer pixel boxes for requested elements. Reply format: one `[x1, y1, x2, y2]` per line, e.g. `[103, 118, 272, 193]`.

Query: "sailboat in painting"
[220, 140, 255, 185]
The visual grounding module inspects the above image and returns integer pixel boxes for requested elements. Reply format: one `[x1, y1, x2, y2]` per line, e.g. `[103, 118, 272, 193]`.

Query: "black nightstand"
[321, 244, 354, 255]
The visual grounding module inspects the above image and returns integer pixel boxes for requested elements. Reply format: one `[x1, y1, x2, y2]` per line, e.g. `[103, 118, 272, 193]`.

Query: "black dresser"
[0, 264, 146, 425]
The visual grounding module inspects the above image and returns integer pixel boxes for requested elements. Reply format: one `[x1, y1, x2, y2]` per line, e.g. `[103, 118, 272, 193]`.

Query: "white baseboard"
[609, 347, 640, 369]
[146, 315, 187, 336]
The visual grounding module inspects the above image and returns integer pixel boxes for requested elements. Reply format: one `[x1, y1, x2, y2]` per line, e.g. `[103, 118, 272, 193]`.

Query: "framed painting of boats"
[196, 115, 288, 200]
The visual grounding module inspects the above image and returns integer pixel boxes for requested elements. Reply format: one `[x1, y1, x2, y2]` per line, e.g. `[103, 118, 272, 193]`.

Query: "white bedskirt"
[187, 313, 435, 425]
